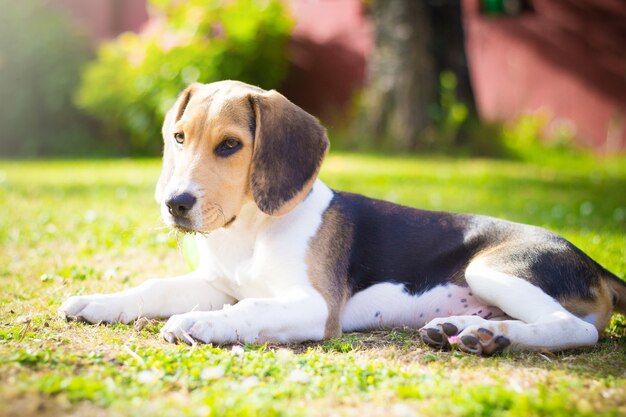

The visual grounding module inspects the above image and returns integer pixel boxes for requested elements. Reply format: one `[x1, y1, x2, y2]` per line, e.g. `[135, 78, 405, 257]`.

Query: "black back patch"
[329, 191, 607, 301]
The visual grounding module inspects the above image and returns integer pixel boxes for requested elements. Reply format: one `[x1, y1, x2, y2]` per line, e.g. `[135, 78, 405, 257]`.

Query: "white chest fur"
[194, 180, 334, 300]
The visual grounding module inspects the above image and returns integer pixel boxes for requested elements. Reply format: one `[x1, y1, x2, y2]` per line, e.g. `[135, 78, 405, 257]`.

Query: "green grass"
[1, 153, 625, 417]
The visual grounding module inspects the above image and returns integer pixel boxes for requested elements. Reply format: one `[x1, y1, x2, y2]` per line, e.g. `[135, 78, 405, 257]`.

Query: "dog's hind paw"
[457, 326, 511, 355]
[418, 321, 460, 349]
[420, 316, 512, 356]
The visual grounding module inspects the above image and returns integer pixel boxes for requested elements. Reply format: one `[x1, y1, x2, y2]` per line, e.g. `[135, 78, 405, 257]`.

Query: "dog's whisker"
[173, 230, 183, 252]
[149, 225, 172, 231]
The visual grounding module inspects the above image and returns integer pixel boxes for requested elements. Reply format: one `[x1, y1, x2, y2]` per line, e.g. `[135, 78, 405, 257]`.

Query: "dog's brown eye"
[224, 138, 239, 148]
[215, 138, 242, 157]
[173, 132, 185, 144]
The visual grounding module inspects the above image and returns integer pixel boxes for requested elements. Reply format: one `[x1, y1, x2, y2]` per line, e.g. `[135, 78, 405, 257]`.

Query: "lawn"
[1, 153, 625, 417]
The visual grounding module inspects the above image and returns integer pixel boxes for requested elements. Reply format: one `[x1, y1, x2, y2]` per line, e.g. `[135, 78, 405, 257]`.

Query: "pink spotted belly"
[340, 282, 504, 332]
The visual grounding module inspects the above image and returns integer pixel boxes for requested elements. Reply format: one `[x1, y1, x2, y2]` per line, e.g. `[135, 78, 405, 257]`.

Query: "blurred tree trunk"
[358, 0, 475, 151]
[360, 0, 435, 151]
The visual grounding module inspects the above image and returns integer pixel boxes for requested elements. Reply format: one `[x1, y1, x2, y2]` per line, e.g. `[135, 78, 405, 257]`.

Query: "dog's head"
[155, 80, 329, 233]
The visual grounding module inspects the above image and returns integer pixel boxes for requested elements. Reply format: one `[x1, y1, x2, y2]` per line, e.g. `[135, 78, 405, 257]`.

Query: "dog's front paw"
[58, 294, 137, 324]
[161, 312, 231, 345]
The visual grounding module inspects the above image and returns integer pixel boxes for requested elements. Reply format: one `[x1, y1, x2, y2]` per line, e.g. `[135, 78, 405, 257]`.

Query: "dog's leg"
[420, 259, 599, 354]
[161, 292, 328, 344]
[58, 273, 236, 324]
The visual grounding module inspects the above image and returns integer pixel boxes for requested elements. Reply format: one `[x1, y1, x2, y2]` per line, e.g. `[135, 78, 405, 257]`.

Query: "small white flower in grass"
[240, 376, 259, 390]
[231, 345, 245, 356]
[105, 377, 116, 391]
[275, 349, 294, 361]
[136, 369, 158, 384]
[155, 233, 169, 244]
[201, 365, 225, 380]
[116, 187, 128, 199]
[392, 404, 418, 417]
[104, 268, 117, 280]
[507, 377, 524, 393]
[287, 369, 311, 384]
[84, 210, 97, 223]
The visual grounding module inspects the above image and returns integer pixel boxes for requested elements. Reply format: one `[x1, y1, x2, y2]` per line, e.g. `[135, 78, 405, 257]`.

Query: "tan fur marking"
[306, 204, 352, 339]
[559, 279, 614, 335]
[497, 322, 509, 334]
[174, 84, 199, 122]
[158, 83, 262, 232]
[454, 243, 514, 286]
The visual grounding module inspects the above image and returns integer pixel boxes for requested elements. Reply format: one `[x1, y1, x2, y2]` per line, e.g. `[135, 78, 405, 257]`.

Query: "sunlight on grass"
[0, 153, 625, 417]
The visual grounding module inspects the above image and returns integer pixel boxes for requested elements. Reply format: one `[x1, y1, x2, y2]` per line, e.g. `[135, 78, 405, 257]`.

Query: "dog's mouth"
[170, 215, 237, 234]
[171, 218, 197, 234]
[223, 215, 237, 227]
[162, 199, 237, 233]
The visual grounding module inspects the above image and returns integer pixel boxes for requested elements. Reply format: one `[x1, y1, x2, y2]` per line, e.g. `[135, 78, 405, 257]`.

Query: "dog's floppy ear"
[248, 90, 329, 216]
[155, 84, 200, 203]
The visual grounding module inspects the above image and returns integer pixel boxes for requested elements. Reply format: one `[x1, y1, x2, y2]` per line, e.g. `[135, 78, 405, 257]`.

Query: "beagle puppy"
[59, 80, 626, 355]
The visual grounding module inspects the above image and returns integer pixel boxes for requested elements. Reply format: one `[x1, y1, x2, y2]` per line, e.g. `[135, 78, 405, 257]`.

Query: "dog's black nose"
[166, 193, 197, 218]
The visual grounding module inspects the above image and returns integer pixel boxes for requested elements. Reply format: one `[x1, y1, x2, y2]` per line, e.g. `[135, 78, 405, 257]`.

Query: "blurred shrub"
[429, 70, 471, 149]
[501, 112, 580, 161]
[339, 70, 580, 159]
[0, 0, 95, 157]
[76, 0, 293, 156]
[419, 71, 579, 158]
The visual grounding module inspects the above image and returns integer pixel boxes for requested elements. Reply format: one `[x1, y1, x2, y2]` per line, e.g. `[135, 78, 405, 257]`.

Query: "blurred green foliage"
[430, 70, 471, 149]
[340, 70, 584, 159]
[0, 0, 96, 157]
[502, 112, 580, 161]
[76, 0, 293, 156]
[428, 71, 580, 159]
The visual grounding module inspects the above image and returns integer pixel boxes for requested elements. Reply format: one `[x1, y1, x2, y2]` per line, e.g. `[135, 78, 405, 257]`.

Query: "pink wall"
[280, 0, 372, 123]
[50, 0, 148, 41]
[463, 0, 626, 152]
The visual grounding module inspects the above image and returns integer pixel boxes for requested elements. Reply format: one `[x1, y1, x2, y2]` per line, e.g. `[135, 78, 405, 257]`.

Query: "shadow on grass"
[287, 328, 626, 379]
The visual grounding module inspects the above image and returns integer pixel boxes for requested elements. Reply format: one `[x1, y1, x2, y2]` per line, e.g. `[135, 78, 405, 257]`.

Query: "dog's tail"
[605, 272, 626, 315]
